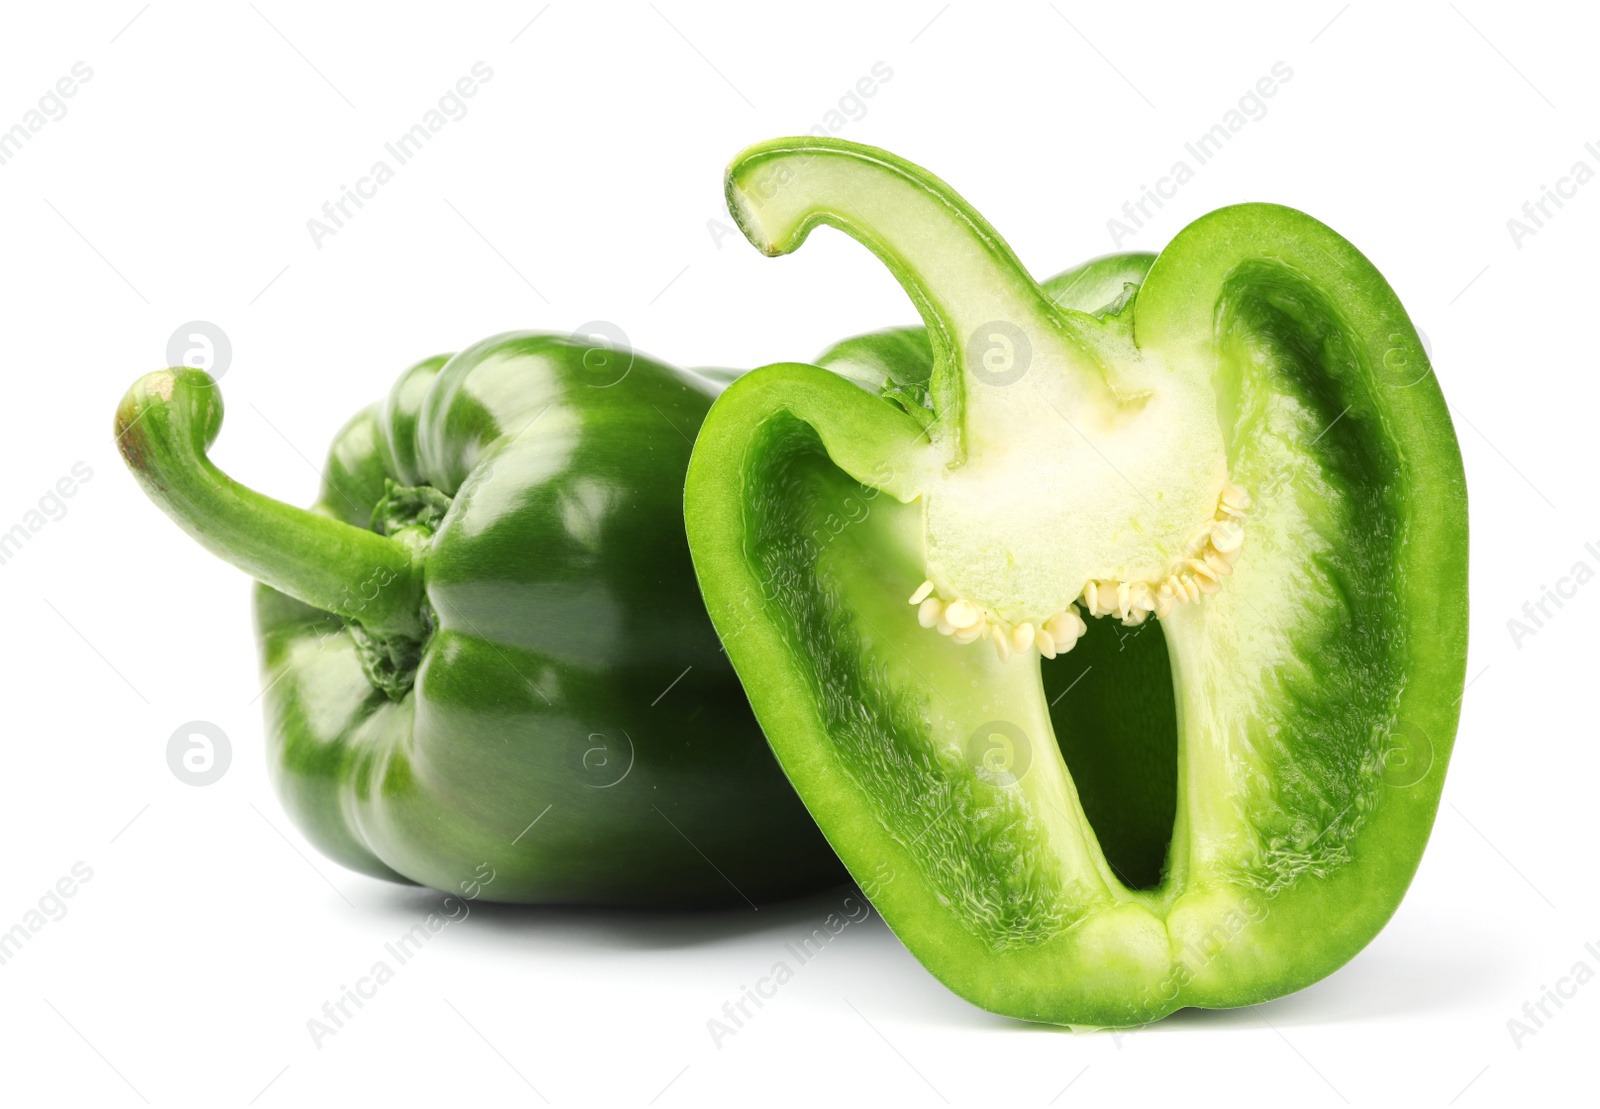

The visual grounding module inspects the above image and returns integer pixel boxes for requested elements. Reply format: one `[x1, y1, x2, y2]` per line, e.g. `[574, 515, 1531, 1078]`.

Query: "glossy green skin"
[687, 138, 1468, 1026]
[122, 334, 844, 905]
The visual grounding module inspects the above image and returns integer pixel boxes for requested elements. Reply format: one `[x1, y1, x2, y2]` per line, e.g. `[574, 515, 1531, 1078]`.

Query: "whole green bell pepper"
[116, 333, 843, 904]
[684, 138, 1467, 1025]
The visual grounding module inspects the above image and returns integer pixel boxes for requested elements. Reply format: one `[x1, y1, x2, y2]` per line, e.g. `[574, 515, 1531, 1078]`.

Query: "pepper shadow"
[349, 877, 868, 953]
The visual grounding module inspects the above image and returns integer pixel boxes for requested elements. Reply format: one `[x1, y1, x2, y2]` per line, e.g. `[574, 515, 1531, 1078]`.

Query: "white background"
[0, 1, 1592, 1105]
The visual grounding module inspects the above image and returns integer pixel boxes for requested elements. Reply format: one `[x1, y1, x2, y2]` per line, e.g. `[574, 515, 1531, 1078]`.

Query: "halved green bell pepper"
[685, 138, 1467, 1025]
[116, 334, 843, 904]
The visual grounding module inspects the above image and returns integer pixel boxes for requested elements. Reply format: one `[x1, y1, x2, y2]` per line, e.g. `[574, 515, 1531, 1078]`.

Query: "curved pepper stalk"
[688, 137, 1467, 1026]
[118, 369, 429, 646]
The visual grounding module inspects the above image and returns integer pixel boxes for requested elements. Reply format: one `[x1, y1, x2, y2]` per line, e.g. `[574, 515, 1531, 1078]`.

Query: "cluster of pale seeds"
[907, 482, 1251, 662]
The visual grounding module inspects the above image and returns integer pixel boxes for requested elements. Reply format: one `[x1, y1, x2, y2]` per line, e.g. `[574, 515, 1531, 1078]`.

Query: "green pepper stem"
[116, 368, 427, 639]
[725, 137, 1109, 459]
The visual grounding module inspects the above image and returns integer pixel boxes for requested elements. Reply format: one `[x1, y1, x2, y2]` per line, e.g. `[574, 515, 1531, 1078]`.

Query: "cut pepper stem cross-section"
[726, 141, 1241, 663]
[690, 137, 1467, 1027]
